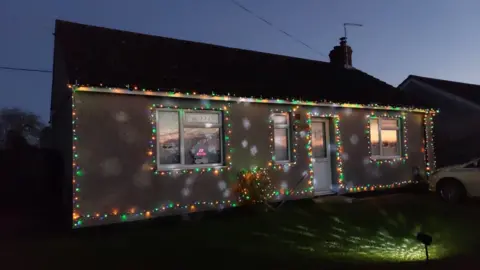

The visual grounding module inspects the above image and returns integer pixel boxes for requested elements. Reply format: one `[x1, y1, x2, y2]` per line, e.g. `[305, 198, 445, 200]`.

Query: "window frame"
[156, 108, 224, 170]
[271, 112, 292, 163]
[370, 117, 402, 160]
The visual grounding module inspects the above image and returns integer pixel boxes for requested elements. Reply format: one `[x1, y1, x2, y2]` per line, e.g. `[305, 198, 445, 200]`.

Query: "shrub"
[236, 167, 274, 205]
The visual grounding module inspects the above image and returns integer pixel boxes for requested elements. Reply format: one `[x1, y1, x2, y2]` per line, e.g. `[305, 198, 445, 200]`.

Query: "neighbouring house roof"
[399, 75, 480, 106]
[54, 20, 411, 107]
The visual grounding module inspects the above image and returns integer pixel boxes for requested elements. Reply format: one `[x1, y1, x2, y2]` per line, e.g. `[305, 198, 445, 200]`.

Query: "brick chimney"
[329, 37, 353, 68]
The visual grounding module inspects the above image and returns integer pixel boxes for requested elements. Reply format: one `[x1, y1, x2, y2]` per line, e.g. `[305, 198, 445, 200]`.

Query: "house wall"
[72, 92, 427, 227]
[336, 108, 425, 189]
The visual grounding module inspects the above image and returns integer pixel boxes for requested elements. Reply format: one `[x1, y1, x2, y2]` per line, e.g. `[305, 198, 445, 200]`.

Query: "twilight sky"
[1, 0, 479, 123]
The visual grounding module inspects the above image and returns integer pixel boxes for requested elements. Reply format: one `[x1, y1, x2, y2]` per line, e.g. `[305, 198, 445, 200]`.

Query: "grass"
[4, 193, 480, 269]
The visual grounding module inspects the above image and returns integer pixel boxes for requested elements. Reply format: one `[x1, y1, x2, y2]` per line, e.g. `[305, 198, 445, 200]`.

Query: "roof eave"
[73, 85, 436, 113]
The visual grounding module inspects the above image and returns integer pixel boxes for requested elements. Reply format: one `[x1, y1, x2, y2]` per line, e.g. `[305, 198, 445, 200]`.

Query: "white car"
[429, 158, 480, 202]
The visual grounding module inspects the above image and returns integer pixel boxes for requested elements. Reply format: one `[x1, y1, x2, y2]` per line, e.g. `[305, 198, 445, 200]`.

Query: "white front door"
[311, 118, 333, 195]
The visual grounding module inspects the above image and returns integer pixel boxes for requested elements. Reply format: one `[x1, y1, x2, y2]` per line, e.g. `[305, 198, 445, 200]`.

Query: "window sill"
[157, 164, 227, 171]
[370, 156, 404, 161]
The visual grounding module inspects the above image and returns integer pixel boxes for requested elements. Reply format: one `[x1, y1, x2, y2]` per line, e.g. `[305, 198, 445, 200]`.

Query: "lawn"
[4, 193, 480, 269]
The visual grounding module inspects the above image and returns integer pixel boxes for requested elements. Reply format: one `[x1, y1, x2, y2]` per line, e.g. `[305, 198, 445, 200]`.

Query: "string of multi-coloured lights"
[307, 112, 345, 189]
[423, 111, 437, 176]
[70, 85, 438, 226]
[72, 94, 81, 222]
[304, 114, 315, 194]
[430, 112, 437, 171]
[266, 107, 314, 196]
[72, 91, 240, 227]
[307, 112, 421, 193]
[73, 85, 435, 113]
[365, 113, 408, 165]
[423, 115, 430, 177]
[74, 200, 240, 227]
[268, 107, 299, 170]
[148, 104, 233, 175]
[345, 180, 415, 193]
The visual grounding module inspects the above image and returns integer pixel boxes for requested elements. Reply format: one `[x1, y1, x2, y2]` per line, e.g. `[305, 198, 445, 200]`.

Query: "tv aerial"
[343, 23, 363, 41]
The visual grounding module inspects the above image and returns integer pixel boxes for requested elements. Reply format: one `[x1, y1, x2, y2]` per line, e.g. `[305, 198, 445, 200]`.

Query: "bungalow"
[50, 20, 436, 228]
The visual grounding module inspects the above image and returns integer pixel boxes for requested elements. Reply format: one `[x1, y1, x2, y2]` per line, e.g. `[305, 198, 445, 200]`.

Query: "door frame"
[311, 117, 334, 195]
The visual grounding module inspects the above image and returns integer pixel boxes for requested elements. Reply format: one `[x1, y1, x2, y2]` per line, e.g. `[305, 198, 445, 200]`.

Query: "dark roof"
[401, 75, 480, 106]
[54, 20, 406, 106]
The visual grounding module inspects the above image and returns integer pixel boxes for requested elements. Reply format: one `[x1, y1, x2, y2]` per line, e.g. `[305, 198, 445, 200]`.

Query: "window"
[156, 109, 223, 168]
[312, 121, 327, 158]
[271, 113, 291, 162]
[369, 117, 401, 158]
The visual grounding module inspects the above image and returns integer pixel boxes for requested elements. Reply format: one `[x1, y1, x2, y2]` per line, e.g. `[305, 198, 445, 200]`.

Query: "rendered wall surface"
[72, 92, 427, 227]
[337, 109, 425, 189]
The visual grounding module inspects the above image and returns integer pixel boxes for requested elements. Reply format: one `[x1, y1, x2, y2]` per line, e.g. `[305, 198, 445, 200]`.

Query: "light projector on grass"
[416, 232, 433, 262]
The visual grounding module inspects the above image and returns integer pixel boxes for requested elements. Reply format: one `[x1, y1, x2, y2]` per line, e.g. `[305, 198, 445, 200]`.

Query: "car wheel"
[437, 179, 466, 203]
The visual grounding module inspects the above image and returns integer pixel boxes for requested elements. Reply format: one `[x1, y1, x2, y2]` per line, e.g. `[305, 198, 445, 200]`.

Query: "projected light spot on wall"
[115, 111, 129, 123]
[350, 134, 359, 145]
[185, 176, 196, 186]
[100, 158, 122, 176]
[344, 108, 353, 116]
[217, 181, 227, 191]
[242, 117, 251, 130]
[181, 187, 191, 197]
[250, 145, 258, 156]
[133, 169, 151, 188]
[241, 139, 248, 148]
[363, 157, 371, 165]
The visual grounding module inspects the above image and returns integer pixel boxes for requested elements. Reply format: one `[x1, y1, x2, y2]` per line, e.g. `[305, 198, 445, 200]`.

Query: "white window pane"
[157, 111, 180, 164]
[274, 128, 289, 161]
[381, 119, 398, 129]
[370, 119, 380, 156]
[184, 128, 221, 165]
[381, 130, 399, 156]
[312, 122, 327, 158]
[272, 114, 288, 125]
[185, 112, 219, 125]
